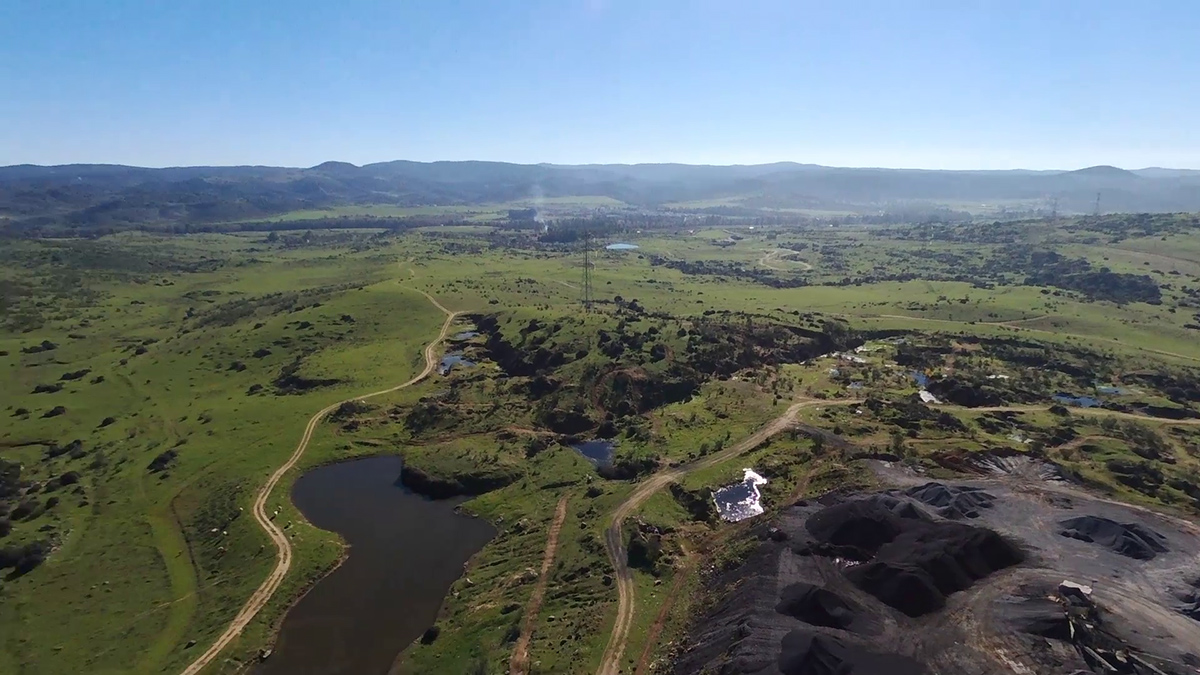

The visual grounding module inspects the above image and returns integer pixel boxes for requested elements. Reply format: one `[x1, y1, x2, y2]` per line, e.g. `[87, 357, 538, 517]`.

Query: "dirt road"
[595, 398, 859, 675]
[509, 496, 571, 675]
[180, 290, 459, 675]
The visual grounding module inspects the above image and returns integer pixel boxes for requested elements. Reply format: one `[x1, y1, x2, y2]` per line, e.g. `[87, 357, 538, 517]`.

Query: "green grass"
[4, 215, 1200, 674]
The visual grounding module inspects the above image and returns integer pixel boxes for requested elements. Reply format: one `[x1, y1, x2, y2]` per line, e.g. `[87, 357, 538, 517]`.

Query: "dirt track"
[179, 290, 458, 675]
[595, 398, 861, 675]
[509, 496, 571, 675]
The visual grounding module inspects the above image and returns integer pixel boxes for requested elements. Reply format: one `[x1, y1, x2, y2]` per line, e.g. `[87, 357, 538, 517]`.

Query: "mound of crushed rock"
[1058, 515, 1169, 560]
[777, 629, 924, 675]
[1178, 579, 1200, 621]
[774, 583, 861, 631]
[904, 482, 996, 519]
[802, 496, 1023, 617]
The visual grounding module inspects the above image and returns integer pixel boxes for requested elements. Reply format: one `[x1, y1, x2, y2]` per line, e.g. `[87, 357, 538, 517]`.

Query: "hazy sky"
[2, 0, 1197, 169]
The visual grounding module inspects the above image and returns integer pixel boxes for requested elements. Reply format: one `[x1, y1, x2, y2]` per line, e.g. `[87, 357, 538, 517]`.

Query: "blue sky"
[1, 0, 1197, 169]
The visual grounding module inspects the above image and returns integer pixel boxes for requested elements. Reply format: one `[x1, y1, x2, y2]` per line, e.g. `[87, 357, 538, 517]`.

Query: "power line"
[581, 231, 593, 311]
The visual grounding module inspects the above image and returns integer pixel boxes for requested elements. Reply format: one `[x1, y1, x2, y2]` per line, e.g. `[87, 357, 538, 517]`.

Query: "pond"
[571, 440, 614, 464]
[713, 469, 769, 522]
[1053, 393, 1101, 408]
[910, 371, 930, 387]
[451, 331, 479, 340]
[255, 456, 495, 675]
[438, 353, 475, 375]
[605, 243, 639, 250]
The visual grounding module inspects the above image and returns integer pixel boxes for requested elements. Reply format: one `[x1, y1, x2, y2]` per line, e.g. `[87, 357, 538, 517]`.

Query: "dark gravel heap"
[805, 497, 1023, 617]
[777, 629, 924, 675]
[904, 482, 997, 519]
[775, 583, 861, 630]
[1058, 515, 1169, 560]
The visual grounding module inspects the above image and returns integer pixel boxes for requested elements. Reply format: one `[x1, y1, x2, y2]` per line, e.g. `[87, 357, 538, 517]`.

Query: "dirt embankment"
[672, 473, 1200, 675]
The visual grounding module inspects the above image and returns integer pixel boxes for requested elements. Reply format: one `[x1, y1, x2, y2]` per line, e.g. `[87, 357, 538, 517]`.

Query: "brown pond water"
[254, 455, 495, 675]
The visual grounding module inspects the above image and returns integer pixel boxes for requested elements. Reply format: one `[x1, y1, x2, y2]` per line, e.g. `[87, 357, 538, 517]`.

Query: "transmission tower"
[581, 232, 593, 311]
[1093, 191, 1101, 216]
[1050, 196, 1059, 221]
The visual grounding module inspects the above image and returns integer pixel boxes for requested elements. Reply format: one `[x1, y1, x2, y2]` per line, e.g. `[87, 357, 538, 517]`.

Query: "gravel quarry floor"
[673, 458, 1200, 675]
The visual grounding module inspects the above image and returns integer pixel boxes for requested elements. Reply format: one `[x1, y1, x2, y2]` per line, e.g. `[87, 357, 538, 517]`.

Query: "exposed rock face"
[397, 465, 517, 499]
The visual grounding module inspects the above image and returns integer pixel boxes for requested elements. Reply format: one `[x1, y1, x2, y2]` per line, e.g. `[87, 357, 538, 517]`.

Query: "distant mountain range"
[3, 160, 1200, 232]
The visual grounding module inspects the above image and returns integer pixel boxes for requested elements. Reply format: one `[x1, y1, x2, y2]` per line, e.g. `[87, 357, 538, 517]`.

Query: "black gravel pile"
[805, 497, 1023, 617]
[803, 496, 928, 560]
[777, 629, 924, 675]
[1058, 516, 1169, 560]
[775, 583, 861, 630]
[1176, 578, 1200, 621]
[1003, 596, 1074, 640]
[904, 482, 996, 519]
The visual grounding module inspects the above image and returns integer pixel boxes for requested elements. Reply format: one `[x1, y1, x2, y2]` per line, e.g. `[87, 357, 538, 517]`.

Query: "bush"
[0, 540, 50, 576]
[11, 500, 38, 520]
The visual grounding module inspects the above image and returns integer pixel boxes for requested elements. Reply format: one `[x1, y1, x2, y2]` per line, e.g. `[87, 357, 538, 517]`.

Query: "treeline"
[1022, 251, 1162, 304]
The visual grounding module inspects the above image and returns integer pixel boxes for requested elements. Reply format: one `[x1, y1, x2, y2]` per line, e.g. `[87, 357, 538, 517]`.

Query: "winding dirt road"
[180, 290, 458, 675]
[595, 398, 859, 675]
[509, 496, 571, 675]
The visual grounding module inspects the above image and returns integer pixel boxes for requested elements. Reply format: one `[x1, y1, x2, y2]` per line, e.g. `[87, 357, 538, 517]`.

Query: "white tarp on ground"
[919, 390, 942, 404]
[713, 469, 769, 522]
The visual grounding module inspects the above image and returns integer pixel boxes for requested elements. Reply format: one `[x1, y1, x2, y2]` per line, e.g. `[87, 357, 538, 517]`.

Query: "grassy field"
[3, 214, 1200, 674]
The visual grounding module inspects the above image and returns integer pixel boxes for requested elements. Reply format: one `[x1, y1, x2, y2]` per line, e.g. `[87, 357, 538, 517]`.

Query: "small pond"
[605, 243, 640, 250]
[452, 331, 479, 340]
[1053, 393, 1101, 408]
[571, 440, 614, 465]
[1095, 385, 1133, 396]
[713, 469, 768, 522]
[439, 353, 475, 375]
[910, 371, 930, 387]
[255, 456, 494, 675]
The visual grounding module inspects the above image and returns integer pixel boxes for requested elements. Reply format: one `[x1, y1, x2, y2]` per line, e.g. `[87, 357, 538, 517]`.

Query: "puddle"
[605, 243, 639, 250]
[571, 440, 614, 465]
[438, 353, 475, 375]
[713, 469, 769, 522]
[255, 455, 494, 675]
[1053, 393, 1101, 408]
